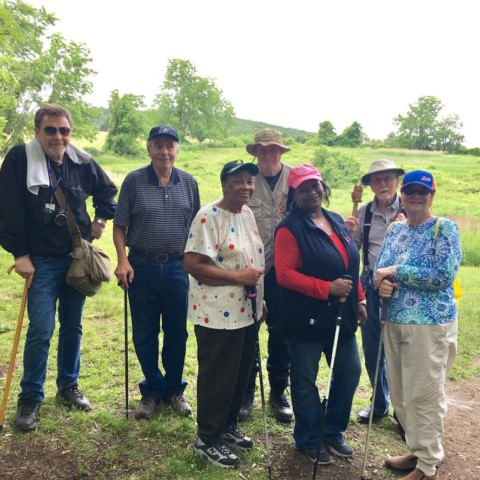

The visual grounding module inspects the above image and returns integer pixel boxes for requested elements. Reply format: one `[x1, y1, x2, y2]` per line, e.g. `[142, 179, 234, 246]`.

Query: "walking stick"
[313, 275, 352, 480]
[245, 286, 272, 480]
[360, 275, 397, 480]
[0, 266, 28, 433]
[118, 281, 132, 419]
[351, 185, 363, 217]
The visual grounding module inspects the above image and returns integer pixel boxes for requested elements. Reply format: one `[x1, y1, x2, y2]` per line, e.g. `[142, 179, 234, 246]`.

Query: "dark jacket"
[0, 144, 117, 258]
[276, 208, 360, 342]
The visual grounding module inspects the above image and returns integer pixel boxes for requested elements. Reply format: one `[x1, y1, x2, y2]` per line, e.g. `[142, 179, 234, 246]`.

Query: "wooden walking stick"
[351, 184, 363, 217]
[0, 265, 28, 433]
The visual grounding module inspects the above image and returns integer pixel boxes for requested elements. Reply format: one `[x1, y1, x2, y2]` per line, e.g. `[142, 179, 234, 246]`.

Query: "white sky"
[29, 0, 480, 147]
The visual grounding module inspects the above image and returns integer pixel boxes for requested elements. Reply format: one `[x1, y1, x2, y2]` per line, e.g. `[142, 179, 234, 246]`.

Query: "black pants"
[195, 323, 257, 443]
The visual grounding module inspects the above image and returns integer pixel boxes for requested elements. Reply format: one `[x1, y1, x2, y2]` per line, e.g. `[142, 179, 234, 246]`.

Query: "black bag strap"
[362, 201, 373, 268]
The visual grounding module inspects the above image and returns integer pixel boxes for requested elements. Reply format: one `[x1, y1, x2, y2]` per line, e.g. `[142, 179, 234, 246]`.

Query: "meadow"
[0, 140, 479, 479]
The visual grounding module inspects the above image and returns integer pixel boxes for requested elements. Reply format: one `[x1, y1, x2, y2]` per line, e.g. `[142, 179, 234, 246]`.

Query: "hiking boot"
[297, 447, 332, 465]
[400, 468, 439, 480]
[193, 437, 239, 468]
[222, 424, 253, 450]
[13, 397, 41, 432]
[164, 394, 192, 416]
[357, 405, 388, 424]
[269, 390, 293, 423]
[134, 396, 158, 420]
[325, 442, 354, 458]
[238, 390, 254, 422]
[56, 385, 91, 411]
[385, 454, 417, 472]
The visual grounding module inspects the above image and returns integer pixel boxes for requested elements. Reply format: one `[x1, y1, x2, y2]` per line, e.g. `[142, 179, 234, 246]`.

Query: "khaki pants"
[384, 320, 457, 477]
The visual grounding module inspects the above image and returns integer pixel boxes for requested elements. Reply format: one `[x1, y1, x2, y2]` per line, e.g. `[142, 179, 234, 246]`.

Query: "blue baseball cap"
[147, 125, 179, 142]
[401, 170, 436, 192]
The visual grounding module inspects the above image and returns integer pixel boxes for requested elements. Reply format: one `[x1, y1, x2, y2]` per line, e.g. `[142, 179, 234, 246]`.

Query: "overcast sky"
[29, 0, 480, 147]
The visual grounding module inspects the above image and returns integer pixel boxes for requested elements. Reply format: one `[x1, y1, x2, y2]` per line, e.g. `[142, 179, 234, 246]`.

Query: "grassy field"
[0, 141, 479, 478]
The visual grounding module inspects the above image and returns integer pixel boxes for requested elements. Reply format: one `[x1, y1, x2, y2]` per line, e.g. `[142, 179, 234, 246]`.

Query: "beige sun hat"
[361, 159, 406, 186]
[246, 128, 291, 156]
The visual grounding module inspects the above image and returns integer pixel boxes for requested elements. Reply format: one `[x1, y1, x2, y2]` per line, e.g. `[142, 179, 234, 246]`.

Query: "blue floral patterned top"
[374, 217, 462, 325]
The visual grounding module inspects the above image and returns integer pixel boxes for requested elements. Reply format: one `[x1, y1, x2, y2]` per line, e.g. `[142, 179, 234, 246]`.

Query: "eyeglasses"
[402, 185, 431, 196]
[44, 126, 71, 136]
[370, 175, 397, 186]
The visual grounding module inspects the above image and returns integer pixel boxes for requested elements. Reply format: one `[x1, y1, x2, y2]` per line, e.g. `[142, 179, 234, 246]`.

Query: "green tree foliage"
[154, 59, 235, 143]
[312, 146, 362, 188]
[336, 121, 364, 148]
[104, 90, 146, 157]
[0, 0, 99, 155]
[317, 120, 337, 146]
[393, 96, 464, 152]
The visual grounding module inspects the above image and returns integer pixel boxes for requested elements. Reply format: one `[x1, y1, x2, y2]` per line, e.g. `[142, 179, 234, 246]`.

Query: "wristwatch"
[93, 217, 106, 228]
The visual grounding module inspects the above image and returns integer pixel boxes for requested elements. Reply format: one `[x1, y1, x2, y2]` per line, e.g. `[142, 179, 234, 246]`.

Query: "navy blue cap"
[147, 125, 179, 142]
[220, 160, 259, 181]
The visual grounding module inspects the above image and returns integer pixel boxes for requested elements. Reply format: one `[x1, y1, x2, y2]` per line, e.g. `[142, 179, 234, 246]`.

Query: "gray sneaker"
[134, 396, 158, 420]
[222, 424, 253, 450]
[193, 437, 239, 468]
[164, 394, 192, 416]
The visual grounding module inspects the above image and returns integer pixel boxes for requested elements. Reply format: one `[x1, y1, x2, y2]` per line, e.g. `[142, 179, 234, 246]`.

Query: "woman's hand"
[329, 277, 353, 298]
[374, 266, 397, 289]
[378, 278, 396, 299]
[237, 267, 264, 286]
[344, 216, 359, 234]
[357, 303, 367, 326]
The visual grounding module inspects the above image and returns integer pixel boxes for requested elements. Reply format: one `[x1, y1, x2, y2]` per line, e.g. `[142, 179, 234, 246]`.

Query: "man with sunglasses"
[0, 104, 117, 432]
[345, 159, 405, 427]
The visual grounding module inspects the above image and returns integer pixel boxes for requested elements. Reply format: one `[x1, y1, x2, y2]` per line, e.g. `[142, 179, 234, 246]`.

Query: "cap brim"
[401, 180, 436, 192]
[148, 133, 179, 142]
[221, 163, 260, 180]
[361, 168, 405, 186]
[290, 174, 323, 190]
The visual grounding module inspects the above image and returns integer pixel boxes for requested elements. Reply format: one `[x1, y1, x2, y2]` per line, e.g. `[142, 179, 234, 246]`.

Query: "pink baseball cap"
[287, 164, 323, 189]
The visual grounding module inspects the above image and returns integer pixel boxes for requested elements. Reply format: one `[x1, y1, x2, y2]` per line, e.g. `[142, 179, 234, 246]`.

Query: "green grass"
[1, 140, 479, 478]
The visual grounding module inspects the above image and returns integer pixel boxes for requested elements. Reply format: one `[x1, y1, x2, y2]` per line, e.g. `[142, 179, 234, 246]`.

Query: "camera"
[43, 204, 68, 226]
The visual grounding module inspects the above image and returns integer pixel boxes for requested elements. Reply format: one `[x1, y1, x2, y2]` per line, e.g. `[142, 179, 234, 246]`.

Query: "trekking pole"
[360, 275, 397, 480]
[245, 286, 272, 480]
[313, 274, 352, 480]
[118, 281, 132, 419]
[0, 266, 28, 434]
[351, 184, 363, 217]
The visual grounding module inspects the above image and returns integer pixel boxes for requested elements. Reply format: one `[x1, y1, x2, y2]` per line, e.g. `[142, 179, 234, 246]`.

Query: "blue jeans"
[289, 336, 361, 450]
[360, 271, 390, 415]
[128, 255, 188, 398]
[21, 255, 86, 402]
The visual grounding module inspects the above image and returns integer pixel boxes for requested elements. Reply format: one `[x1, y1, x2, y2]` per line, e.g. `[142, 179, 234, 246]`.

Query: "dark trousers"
[195, 323, 257, 443]
[245, 268, 291, 394]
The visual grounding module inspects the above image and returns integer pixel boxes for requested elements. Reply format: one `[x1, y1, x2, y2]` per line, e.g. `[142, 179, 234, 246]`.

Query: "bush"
[312, 146, 362, 188]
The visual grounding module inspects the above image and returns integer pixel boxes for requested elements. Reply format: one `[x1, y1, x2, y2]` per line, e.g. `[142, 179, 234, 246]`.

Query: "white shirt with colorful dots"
[185, 202, 265, 330]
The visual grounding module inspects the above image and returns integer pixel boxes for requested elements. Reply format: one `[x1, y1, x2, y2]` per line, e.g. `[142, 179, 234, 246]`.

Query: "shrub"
[312, 146, 362, 188]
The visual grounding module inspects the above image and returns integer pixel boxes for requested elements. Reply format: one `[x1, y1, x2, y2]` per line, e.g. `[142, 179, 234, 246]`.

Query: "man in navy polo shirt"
[113, 126, 200, 419]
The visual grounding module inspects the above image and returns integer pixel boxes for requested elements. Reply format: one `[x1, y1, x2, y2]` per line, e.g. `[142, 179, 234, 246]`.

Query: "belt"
[129, 248, 184, 262]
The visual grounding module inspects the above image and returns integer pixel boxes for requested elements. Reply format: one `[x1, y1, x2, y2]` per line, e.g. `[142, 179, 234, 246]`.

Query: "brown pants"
[195, 323, 257, 443]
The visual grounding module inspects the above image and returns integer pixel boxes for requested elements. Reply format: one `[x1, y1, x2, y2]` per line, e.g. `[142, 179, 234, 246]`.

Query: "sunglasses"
[44, 126, 71, 136]
[402, 185, 431, 196]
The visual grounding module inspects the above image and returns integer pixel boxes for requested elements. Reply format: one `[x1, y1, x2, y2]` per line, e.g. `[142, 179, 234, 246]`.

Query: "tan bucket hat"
[246, 128, 291, 156]
[361, 159, 405, 186]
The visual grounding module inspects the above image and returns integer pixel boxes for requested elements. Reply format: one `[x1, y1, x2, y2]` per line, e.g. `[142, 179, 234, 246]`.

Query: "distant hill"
[228, 118, 315, 143]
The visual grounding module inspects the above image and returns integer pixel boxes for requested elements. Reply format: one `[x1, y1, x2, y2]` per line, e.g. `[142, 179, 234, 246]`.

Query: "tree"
[312, 146, 362, 188]
[336, 121, 364, 148]
[317, 121, 337, 146]
[436, 114, 464, 153]
[154, 59, 235, 143]
[0, 1, 99, 155]
[104, 90, 146, 157]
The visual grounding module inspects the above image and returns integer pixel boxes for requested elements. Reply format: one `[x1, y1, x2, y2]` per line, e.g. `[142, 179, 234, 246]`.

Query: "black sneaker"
[325, 442, 354, 458]
[269, 390, 293, 423]
[193, 438, 239, 468]
[14, 396, 42, 432]
[56, 384, 91, 411]
[238, 391, 254, 422]
[298, 447, 332, 465]
[222, 424, 253, 450]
